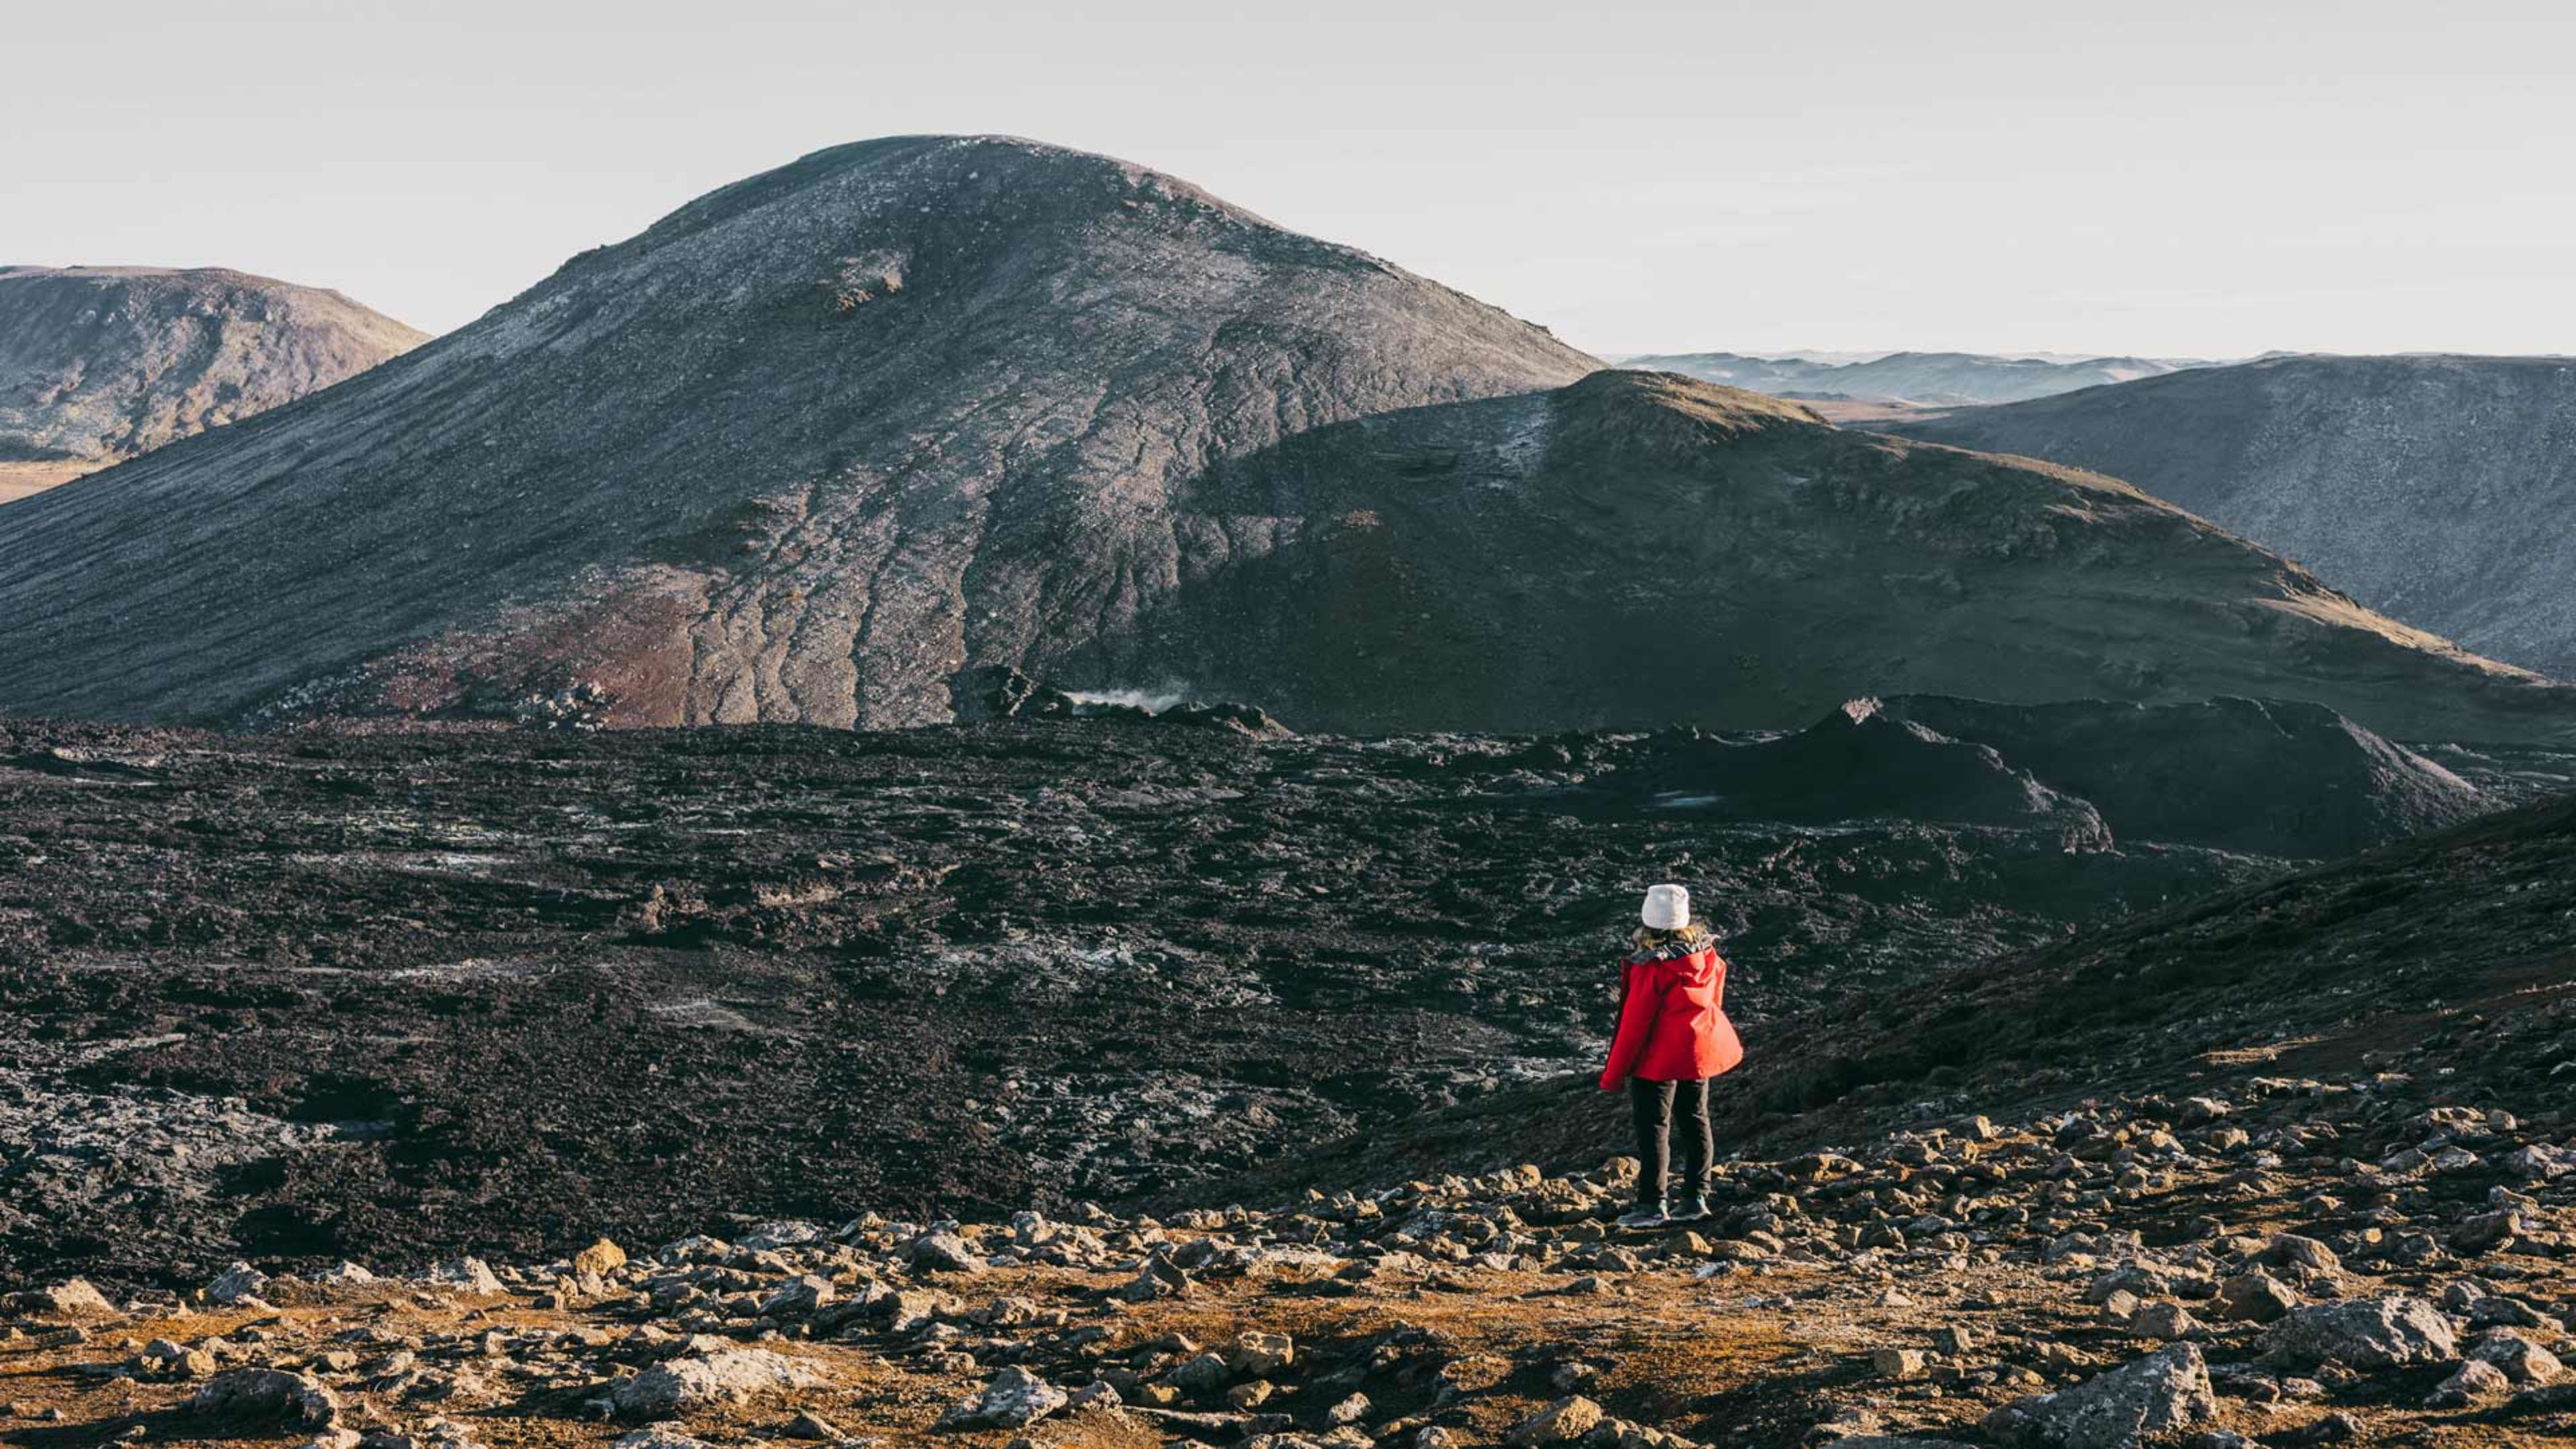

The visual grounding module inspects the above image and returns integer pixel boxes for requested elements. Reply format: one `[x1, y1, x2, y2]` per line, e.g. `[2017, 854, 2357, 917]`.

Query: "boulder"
[610, 1347, 818, 1420]
[1168, 1351, 1235, 1395]
[207, 1261, 272, 1306]
[949, 1366, 1068, 1428]
[1232, 1330, 1296, 1375]
[136, 1338, 217, 1379]
[1986, 1343, 2218, 1448]
[2263, 1297, 2458, 1370]
[2214, 1270, 2299, 1323]
[1120, 1252, 1191, 1301]
[761, 1275, 835, 1318]
[1506, 1395, 1603, 1445]
[419, 1258, 506, 1295]
[2257, 1234, 2342, 1279]
[191, 1368, 343, 1430]
[573, 1238, 629, 1277]
[1873, 1348, 1930, 1380]
[2470, 1329, 2565, 1384]
[23, 1279, 117, 1318]
[911, 1230, 986, 1275]
[2125, 1301, 2202, 1341]
[2427, 1358, 2512, 1407]
[2504, 1144, 2576, 1180]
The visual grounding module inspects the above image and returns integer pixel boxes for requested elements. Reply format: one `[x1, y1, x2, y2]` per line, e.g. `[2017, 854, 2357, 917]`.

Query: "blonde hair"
[1630, 919, 1714, 955]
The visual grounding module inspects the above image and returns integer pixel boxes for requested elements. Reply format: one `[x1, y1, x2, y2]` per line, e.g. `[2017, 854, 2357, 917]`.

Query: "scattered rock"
[2214, 1270, 2298, 1324]
[1873, 1347, 1930, 1381]
[612, 1432, 718, 1449]
[21, 1279, 117, 1319]
[2427, 1358, 2512, 1407]
[1232, 1330, 1295, 1375]
[911, 1230, 986, 1275]
[945, 1366, 1068, 1429]
[191, 1368, 342, 1430]
[762, 1275, 835, 1318]
[419, 1258, 506, 1295]
[1986, 1343, 2218, 1448]
[207, 1261, 271, 1305]
[2125, 1301, 2203, 1341]
[2263, 1297, 2458, 1370]
[611, 1346, 819, 1420]
[1506, 1395, 1603, 1445]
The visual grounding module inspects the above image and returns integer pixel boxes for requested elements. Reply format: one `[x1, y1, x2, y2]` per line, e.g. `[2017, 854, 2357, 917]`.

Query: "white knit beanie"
[1641, 883, 1690, 931]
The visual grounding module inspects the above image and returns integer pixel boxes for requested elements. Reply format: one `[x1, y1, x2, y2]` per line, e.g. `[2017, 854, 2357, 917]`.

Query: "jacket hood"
[1626, 926, 1720, 985]
[1642, 948, 1720, 987]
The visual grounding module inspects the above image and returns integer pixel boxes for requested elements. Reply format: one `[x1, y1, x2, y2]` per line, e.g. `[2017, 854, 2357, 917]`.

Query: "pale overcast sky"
[8, 0, 2571, 359]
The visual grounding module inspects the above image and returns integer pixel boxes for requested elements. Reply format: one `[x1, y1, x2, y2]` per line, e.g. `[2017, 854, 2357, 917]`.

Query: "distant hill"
[1884, 354, 2576, 680]
[0, 266, 427, 502]
[1148, 370, 2569, 742]
[0, 142, 2565, 743]
[1615, 348, 2214, 409]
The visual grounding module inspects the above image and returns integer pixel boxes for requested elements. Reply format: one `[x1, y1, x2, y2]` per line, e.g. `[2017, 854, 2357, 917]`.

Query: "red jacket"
[1599, 947, 1743, 1088]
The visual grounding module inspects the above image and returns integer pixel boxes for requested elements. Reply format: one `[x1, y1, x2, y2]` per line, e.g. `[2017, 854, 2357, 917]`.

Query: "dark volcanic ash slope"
[0, 136, 1597, 729]
[1136, 372, 2572, 743]
[1865, 694, 2496, 858]
[0, 266, 427, 501]
[1885, 354, 2576, 678]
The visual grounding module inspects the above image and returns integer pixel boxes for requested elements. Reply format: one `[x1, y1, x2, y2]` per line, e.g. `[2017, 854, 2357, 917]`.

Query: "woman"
[1597, 883, 1743, 1228]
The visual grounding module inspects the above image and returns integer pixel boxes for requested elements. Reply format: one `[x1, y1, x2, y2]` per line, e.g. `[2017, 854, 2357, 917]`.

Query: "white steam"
[1065, 686, 1194, 714]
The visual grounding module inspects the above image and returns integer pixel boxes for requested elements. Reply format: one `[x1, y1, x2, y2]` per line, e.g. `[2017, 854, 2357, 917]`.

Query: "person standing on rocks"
[1598, 883, 1743, 1228]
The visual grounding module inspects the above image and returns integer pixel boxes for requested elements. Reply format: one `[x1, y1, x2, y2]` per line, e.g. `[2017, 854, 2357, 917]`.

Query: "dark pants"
[1629, 1077, 1713, 1205]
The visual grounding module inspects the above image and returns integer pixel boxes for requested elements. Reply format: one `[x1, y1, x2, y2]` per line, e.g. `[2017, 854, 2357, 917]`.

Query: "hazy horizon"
[8, 0, 2572, 360]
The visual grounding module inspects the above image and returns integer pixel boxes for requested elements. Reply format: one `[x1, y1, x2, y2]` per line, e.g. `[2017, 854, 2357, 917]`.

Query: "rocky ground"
[4, 1053, 2571, 1449]
[4, 704, 2571, 1447]
[5, 700, 2357, 1287]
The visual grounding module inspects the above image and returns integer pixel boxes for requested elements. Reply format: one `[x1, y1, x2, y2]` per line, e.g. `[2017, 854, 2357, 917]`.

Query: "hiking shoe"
[1669, 1195, 1712, 1223]
[1615, 1202, 1668, 1230]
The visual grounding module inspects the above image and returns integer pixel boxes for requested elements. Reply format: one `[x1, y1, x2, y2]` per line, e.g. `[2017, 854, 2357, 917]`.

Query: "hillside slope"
[1140, 371, 2571, 741]
[0, 265, 425, 501]
[1885, 355, 2576, 678]
[0, 137, 1596, 727]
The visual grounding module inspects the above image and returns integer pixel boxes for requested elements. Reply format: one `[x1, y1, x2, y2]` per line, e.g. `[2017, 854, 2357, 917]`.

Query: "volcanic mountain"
[0, 266, 426, 502]
[0, 138, 2566, 743]
[1886, 354, 2576, 678]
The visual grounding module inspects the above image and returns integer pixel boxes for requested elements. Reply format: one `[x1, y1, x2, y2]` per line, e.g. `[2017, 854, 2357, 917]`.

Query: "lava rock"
[1985, 1343, 2218, 1448]
[207, 1261, 271, 1305]
[191, 1368, 343, 1431]
[1507, 1395, 1603, 1445]
[945, 1366, 1069, 1429]
[610, 1346, 819, 1419]
[2262, 1297, 2459, 1371]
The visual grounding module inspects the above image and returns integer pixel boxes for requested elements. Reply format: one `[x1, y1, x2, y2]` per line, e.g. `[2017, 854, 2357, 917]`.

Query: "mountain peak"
[0, 138, 1599, 729]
